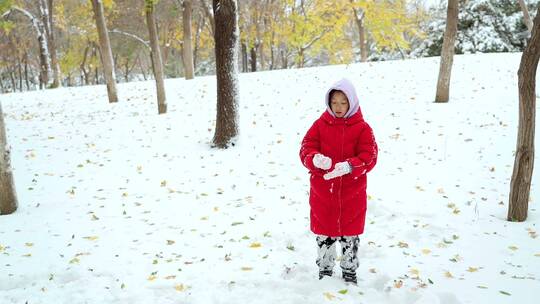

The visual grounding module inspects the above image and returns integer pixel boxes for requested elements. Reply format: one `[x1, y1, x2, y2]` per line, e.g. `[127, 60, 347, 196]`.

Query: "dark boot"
[342, 271, 357, 284]
[319, 269, 333, 280]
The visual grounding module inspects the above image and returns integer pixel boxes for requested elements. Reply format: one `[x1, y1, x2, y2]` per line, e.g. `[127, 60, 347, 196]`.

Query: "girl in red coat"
[299, 78, 378, 284]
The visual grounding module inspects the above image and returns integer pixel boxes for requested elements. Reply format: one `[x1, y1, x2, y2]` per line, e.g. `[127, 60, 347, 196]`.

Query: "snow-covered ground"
[0, 52, 538, 304]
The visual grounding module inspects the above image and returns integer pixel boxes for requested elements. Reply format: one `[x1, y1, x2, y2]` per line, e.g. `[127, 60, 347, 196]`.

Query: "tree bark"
[435, 0, 458, 103]
[518, 0, 533, 33]
[508, 6, 540, 222]
[0, 102, 18, 215]
[24, 52, 30, 90]
[91, 0, 118, 103]
[80, 45, 90, 85]
[212, 0, 239, 148]
[145, 0, 167, 114]
[183, 0, 195, 79]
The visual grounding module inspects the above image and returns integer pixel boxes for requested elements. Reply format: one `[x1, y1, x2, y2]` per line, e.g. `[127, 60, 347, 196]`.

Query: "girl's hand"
[323, 161, 352, 180]
[313, 154, 332, 170]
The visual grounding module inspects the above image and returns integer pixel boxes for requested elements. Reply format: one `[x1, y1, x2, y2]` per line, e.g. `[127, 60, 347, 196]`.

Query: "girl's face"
[330, 91, 349, 118]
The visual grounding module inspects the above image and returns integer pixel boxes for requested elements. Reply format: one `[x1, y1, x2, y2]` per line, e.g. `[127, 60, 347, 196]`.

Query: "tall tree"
[212, 0, 239, 148]
[435, 0, 458, 103]
[145, 0, 167, 114]
[508, 6, 540, 222]
[90, 0, 118, 103]
[182, 0, 195, 79]
[0, 102, 18, 215]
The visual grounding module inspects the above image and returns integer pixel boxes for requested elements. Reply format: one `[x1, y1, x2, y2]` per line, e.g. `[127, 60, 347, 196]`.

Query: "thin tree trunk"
[42, 0, 61, 88]
[145, 0, 167, 114]
[352, 6, 367, 62]
[250, 45, 257, 72]
[91, 0, 118, 103]
[137, 56, 148, 80]
[193, 10, 204, 69]
[80, 45, 90, 85]
[200, 0, 215, 36]
[17, 56, 22, 91]
[0, 102, 18, 215]
[241, 41, 248, 72]
[24, 52, 30, 90]
[0, 71, 4, 93]
[183, 0, 195, 79]
[435, 0, 458, 103]
[518, 0, 533, 33]
[508, 6, 540, 222]
[9, 68, 16, 92]
[212, 0, 239, 148]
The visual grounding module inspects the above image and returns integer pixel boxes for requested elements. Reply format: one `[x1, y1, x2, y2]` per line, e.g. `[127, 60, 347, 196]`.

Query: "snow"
[0, 52, 539, 303]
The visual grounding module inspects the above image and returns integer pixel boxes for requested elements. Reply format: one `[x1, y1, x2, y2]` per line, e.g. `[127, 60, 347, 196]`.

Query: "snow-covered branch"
[109, 29, 151, 50]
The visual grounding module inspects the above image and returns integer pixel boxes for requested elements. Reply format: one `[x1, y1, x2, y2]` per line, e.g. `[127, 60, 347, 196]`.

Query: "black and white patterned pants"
[316, 235, 359, 274]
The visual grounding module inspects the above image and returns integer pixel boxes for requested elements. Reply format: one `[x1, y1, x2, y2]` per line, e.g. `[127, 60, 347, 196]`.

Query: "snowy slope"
[0, 52, 539, 304]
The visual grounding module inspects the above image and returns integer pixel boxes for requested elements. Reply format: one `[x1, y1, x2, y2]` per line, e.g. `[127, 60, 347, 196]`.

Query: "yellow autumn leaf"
[534, 253, 540, 257]
[421, 249, 431, 255]
[69, 257, 80, 264]
[249, 242, 262, 248]
[25, 242, 34, 247]
[167, 240, 175, 245]
[83, 236, 99, 241]
[323, 292, 335, 300]
[508, 245, 518, 251]
[467, 267, 479, 272]
[0, 245, 4, 252]
[394, 280, 403, 288]
[165, 275, 176, 280]
[241, 267, 253, 271]
[147, 275, 157, 281]
[174, 284, 186, 292]
[444, 271, 454, 278]
[200, 216, 208, 220]
[22, 253, 32, 257]
[409, 268, 420, 276]
[160, 180, 167, 187]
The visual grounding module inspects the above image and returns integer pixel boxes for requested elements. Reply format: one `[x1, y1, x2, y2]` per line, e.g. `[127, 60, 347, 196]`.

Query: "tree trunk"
[42, 0, 61, 88]
[183, 0, 195, 79]
[24, 52, 30, 90]
[241, 41, 248, 72]
[17, 56, 22, 91]
[352, 7, 367, 62]
[0, 102, 18, 215]
[212, 0, 239, 148]
[91, 0, 118, 103]
[435, 0, 458, 103]
[145, 0, 167, 114]
[0, 72, 5, 93]
[508, 6, 540, 222]
[9, 68, 16, 92]
[250, 45, 257, 72]
[518, 0, 533, 33]
[80, 45, 90, 85]
[200, 0, 215, 36]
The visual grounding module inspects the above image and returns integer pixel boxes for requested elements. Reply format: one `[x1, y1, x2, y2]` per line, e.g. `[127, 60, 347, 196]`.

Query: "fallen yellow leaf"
[241, 267, 253, 271]
[323, 292, 336, 300]
[69, 257, 80, 264]
[167, 240, 175, 245]
[25, 242, 34, 247]
[508, 245, 518, 251]
[249, 242, 262, 248]
[174, 284, 186, 292]
[394, 280, 404, 288]
[467, 267, 479, 272]
[83, 236, 99, 241]
[147, 275, 157, 281]
[421, 249, 431, 255]
[444, 271, 454, 278]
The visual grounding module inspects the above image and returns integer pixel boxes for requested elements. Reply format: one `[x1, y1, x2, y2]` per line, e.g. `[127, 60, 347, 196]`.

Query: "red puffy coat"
[300, 110, 378, 237]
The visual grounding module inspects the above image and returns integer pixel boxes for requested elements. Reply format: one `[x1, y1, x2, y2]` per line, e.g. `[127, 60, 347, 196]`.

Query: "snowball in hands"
[323, 161, 352, 180]
[313, 153, 332, 170]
